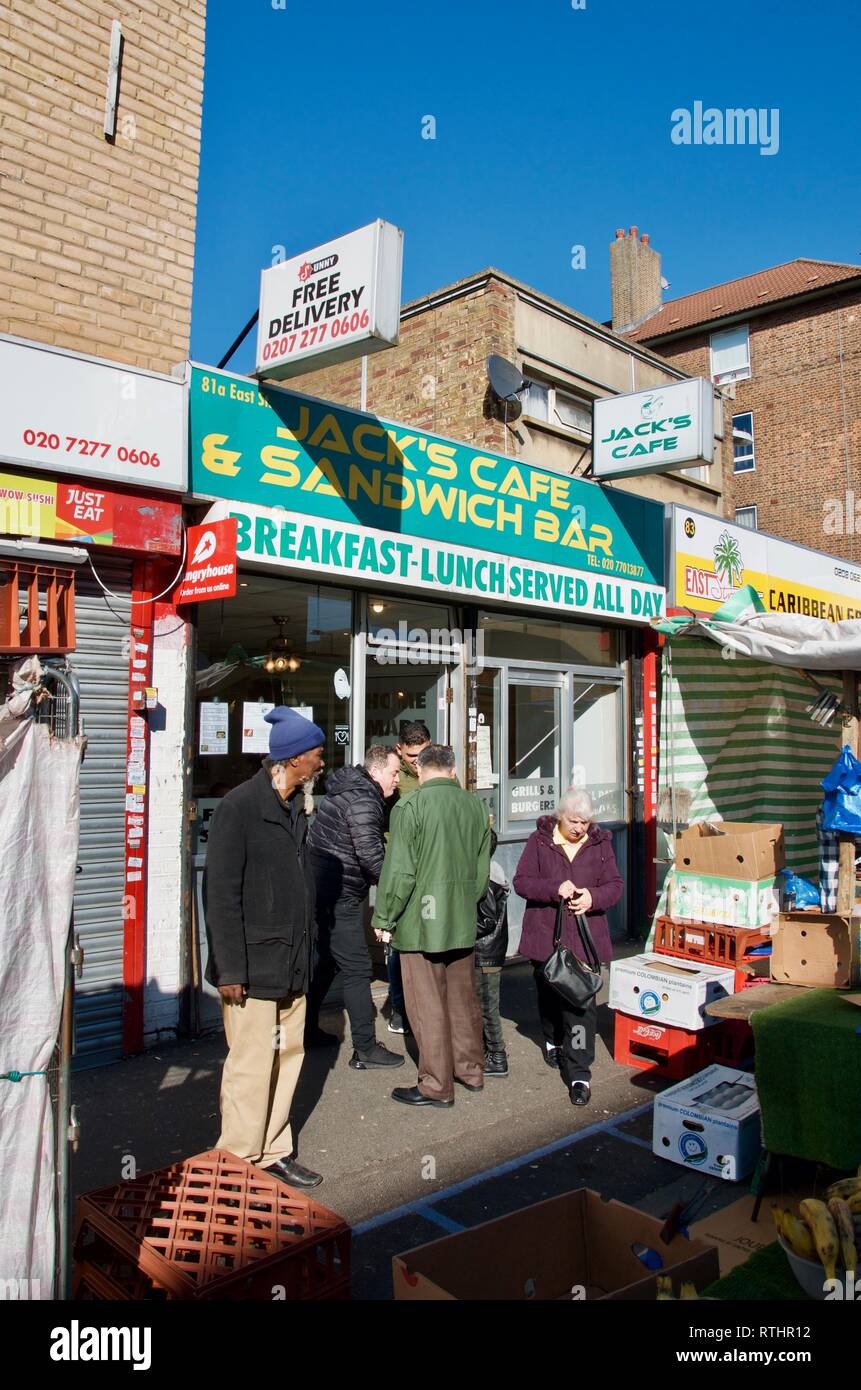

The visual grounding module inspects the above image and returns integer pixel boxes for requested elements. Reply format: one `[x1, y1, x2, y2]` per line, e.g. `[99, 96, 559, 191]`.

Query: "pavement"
[70, 957, 758, 1300]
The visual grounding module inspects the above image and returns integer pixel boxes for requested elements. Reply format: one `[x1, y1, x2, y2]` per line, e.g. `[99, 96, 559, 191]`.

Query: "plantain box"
[674, 821, 784, 881]
[770, 912, 859, 989]
[392, 1189, 719, 1301]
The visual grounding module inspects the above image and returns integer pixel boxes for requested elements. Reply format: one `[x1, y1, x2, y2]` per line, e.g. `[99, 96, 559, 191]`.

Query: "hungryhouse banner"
[188, 366, 665, 623]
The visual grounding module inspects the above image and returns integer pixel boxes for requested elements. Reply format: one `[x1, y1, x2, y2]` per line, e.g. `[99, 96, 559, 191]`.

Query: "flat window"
[523, 379, 592, 436]
[710, 325, 750, 385]
[735, 506, 758, 530]
[733, 412, 755, 471]
[480, 612, 617, 666]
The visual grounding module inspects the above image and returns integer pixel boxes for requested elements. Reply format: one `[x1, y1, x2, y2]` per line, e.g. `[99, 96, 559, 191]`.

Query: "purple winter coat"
[513, 816, 623, 965]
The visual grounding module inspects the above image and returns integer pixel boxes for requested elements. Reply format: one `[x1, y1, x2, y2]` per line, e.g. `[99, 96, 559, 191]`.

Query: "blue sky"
[190, 0, 860, 373]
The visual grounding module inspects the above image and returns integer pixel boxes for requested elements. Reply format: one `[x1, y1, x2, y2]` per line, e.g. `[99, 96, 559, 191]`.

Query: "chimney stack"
[610, 226, 662, 333]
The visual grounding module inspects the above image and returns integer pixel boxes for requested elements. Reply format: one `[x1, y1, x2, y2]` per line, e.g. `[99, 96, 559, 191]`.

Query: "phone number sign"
[0, 336, 186, 492]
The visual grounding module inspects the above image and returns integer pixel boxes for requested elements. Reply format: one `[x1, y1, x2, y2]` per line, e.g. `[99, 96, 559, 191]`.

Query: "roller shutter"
[71, 558, 132, 1066]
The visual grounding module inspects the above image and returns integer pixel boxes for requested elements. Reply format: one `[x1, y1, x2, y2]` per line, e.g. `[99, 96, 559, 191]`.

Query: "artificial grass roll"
[751, 989, 861, 1171]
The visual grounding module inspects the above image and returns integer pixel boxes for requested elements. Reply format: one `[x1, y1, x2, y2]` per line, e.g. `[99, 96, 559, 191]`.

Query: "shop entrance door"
[364, 660, 455, 750]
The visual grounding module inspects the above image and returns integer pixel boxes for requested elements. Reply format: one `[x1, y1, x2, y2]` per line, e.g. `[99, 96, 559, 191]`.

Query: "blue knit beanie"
[264, 706, 326, 760]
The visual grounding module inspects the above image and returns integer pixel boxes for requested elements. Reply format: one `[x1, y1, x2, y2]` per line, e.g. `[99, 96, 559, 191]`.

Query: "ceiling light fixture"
[264, 615, 301, 674]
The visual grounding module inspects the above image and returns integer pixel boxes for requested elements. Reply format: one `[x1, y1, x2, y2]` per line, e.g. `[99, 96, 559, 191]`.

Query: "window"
[710, 325, 751, 385]
[735, 506, 757, 530]
[522, 380, 592, 435]
[733, 412, 755, 471]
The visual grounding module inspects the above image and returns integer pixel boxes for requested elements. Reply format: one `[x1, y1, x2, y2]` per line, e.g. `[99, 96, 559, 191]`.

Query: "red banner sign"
[175, 517, 238, 604]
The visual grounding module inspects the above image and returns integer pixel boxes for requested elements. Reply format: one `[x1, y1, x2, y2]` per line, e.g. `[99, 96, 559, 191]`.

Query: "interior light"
[371, 602, 385, 614]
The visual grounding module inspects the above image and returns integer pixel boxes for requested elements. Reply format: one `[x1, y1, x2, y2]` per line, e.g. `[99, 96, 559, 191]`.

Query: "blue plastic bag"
[821, 745, 861, 835]
[778, 868, 820, 909]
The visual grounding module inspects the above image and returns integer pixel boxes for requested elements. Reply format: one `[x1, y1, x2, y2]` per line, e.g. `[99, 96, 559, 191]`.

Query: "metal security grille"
[71, 557, 132, 1065]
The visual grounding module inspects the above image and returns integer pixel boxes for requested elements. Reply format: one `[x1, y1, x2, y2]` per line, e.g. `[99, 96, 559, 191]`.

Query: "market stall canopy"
[654, 586, 861, 671]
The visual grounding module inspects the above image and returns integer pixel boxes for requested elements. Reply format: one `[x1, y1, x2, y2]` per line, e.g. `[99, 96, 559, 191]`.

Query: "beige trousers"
[216, 993, 306, 1167]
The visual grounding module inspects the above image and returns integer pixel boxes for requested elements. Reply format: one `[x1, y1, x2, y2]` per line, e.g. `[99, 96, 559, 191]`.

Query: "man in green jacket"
[372, 744, 491, 1107]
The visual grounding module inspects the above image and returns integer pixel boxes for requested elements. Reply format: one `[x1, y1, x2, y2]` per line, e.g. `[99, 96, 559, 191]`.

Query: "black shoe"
[387, 1012, 411, 1036]
[305, 1029, 339, 1049]
[391, 1085, 453, 1108]
[349, 1043, 405, 1069]
[570, 1080, 592, 1107]
[266, 1157, 323, 1188]
[454, 1077, 484, 1092]
[484, 1051, 509, 1078]
[544, 1045, 561, 1069]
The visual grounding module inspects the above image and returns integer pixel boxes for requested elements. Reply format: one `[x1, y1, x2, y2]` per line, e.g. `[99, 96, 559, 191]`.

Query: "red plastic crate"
[613, 1011, 713, 1080]
[73, 1149, 351, 1301]
[613, 1011, 754, 1080]
[654, 916, 770, 965]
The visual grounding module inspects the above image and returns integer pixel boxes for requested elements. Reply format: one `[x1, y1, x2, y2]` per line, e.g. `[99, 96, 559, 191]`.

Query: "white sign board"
[202, 500, 666, 626]
[256, 220, 403, 381]
[199, 700, 229, 756]
[593, 377, 714, 480]
[0, 335, 187, 491]
[671, 505, 861, 619]
[242, 701, 274, 754]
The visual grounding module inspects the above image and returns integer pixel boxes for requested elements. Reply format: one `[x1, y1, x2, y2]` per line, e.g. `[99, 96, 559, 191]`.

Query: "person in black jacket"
[475, 830, 510, 1078]
[203, 706, 326, 1189]
[305, 744, 405, 1070]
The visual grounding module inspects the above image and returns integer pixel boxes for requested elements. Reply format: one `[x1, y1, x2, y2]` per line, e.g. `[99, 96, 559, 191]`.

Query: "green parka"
[372, 776, 491, 953]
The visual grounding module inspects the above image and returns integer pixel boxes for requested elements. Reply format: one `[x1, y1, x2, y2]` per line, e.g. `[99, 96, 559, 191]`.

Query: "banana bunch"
[772, 1170, 861, 1279]
[656, 1276, 711, 1300]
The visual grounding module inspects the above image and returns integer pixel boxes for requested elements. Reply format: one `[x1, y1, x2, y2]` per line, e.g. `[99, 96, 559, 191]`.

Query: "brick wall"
[287, 277, 516, 452]
[0, 0, 206, 374]
[652, 289, 861, 562]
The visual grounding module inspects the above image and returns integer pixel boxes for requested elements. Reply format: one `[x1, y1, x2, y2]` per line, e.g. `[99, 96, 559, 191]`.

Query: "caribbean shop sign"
[671, 505, 861, 620]
[256, 221, 403, 381]
[592, 378, 714, 480]
[188, 366, 665, 622]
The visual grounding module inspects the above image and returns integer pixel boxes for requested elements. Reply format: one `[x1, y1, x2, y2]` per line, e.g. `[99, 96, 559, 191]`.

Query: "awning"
[654, 584, 861, 671]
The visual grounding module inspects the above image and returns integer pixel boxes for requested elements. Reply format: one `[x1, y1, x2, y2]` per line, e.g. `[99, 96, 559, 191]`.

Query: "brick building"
[612, 230, 861, 559]
[288, 265, 727, 516]
[0, 0, 205, 373]
[0, 1, 207, 1060]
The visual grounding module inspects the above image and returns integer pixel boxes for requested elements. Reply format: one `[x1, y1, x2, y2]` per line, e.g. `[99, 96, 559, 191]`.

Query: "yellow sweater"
[553, 824, 588, 863]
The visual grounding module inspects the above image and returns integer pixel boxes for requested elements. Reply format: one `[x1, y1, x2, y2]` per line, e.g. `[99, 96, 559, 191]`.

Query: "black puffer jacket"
[308, 764, 386, 903]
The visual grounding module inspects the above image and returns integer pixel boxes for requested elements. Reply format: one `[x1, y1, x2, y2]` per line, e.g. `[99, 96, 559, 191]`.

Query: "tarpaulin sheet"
[0, 706, 84, 1298]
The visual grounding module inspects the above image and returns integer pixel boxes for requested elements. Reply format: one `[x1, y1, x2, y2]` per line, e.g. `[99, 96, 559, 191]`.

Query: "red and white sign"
[0, 335, 186, 491]
[175, 518, 238, 604]
[256, 220, 403, 381]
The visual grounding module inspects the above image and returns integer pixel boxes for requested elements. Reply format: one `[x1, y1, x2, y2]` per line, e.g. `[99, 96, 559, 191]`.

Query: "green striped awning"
[659, 639, 839, 878]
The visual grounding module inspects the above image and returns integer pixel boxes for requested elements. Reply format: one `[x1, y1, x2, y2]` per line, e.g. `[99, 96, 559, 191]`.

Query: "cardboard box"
[675, 821, 784, 880]
[609, 952, 735, 1030]
[670, 871, 780, 929]
[392, 1189, 719, 1301]
[770, 911, 859, 989]
[653, 1064, 761, 1181]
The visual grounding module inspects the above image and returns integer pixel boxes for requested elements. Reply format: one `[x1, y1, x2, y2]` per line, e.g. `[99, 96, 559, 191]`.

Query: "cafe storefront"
[186, 363, 665, 960]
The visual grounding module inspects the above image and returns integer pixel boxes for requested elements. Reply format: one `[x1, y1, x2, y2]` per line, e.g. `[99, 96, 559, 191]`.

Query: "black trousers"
[530, 960, 597, 1084]
[306, 897, 375, 1053]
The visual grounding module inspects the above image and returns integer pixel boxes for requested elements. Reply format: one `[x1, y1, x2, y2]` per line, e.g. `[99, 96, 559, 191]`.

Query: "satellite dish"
[487, 354, 527, 401]
[486, 355, 529, 423]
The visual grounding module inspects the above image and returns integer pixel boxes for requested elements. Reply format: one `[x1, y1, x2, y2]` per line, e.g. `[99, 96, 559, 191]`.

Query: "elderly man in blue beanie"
[203, 706, 326, 1188]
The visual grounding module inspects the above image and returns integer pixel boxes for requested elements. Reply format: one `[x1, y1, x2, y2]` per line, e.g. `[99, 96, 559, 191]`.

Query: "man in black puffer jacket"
[305, 745, 405, 1069]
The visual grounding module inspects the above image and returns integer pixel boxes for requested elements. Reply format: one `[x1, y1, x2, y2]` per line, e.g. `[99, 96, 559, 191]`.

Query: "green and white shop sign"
[188, 364, 666, 623]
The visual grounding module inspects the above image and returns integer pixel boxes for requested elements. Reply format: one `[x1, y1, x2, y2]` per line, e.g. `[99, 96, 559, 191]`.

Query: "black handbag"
[542, 901, 603, 1009]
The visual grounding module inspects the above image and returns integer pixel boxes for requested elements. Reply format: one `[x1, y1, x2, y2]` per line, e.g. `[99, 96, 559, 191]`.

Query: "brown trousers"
[217, 993, 306, 1167]
[400, 948, 484, 1102]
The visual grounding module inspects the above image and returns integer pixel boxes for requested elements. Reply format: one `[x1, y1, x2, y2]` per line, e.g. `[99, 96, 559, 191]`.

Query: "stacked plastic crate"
[610, 822, 783, 1079]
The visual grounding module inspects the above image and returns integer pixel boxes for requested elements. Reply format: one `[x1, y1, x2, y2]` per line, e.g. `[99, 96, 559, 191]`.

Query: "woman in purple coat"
[513, 790, 623, 1107]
